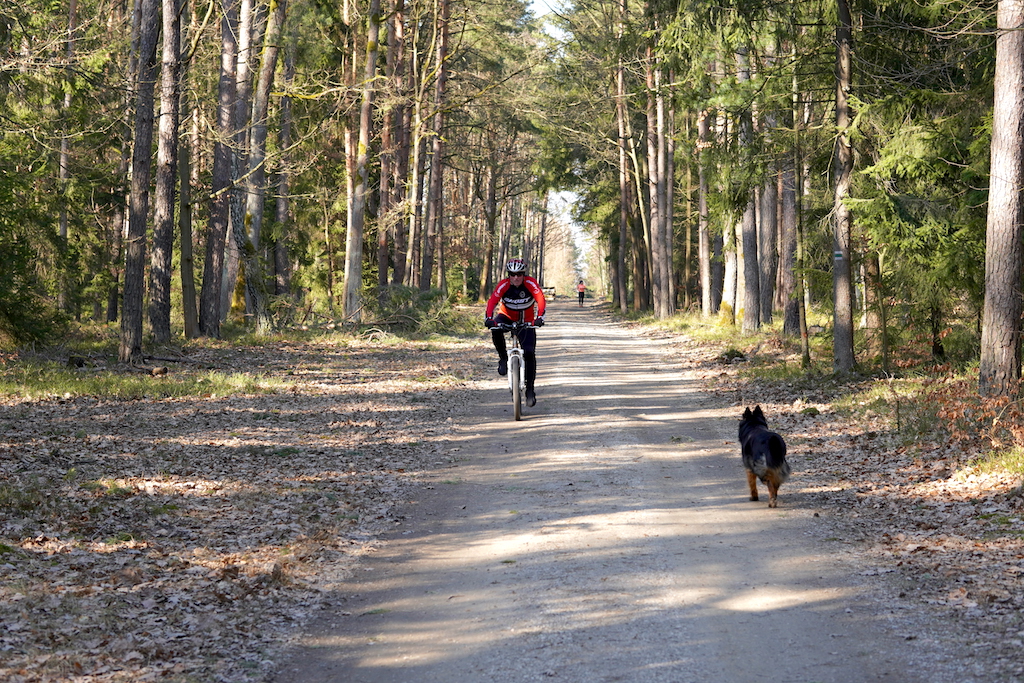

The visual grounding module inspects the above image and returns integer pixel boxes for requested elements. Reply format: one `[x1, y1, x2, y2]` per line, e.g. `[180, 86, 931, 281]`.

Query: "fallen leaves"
[0, 336, 485, 682]
[4, 326, 1024, 681]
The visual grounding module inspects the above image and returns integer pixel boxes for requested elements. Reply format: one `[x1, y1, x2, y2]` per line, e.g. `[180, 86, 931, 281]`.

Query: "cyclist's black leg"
[520, 329, 538, 390]
[491, 314, 513, 360]
[491, 329, 507, 359]
[524, 350, 537, 406]
[518, 327, 537, 354]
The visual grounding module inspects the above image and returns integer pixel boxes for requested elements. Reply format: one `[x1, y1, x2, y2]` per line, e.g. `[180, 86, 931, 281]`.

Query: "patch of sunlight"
[715, 586, 851, 613]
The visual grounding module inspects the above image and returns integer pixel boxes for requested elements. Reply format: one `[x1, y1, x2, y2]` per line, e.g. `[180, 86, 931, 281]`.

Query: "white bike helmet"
[506, 258, 526, 274]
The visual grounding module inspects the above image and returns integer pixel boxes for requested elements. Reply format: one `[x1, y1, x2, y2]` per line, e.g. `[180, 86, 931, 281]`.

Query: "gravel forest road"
[274, 301, 964, 683]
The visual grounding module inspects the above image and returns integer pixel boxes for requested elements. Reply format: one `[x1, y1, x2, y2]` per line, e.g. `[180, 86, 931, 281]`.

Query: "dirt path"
[274, 301, 967, 683]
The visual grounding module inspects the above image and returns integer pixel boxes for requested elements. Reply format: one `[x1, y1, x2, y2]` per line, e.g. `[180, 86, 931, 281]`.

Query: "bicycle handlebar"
[493, 322, 536, 332]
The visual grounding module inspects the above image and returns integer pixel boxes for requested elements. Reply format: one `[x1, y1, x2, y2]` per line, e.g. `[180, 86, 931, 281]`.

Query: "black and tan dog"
[738, 406, 791, 508]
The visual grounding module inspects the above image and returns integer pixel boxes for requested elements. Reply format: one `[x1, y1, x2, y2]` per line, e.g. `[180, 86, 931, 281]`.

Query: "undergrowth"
[0, 364, 285, 400]
[645, 308, 1024, 480]
[0, 290, 477, 400]
[840, 373, 1024, 479]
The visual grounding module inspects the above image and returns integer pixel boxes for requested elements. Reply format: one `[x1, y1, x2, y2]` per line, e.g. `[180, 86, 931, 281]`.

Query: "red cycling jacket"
[485, 276, 547, 322]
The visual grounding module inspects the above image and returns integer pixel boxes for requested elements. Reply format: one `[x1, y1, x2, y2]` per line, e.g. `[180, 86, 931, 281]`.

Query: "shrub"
[366, 286, 476, 336]
[0, 237, 67, 349]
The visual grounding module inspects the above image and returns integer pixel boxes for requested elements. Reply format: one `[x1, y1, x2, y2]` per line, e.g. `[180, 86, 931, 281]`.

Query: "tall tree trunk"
[390, 0, 411, 287]
[737, 46, 760, 334]
[378, 75, 395, 295]
[179, 102, 199, 339]
[199, 0, 239, 338]
[740, 196, 758, 332]
[666, 89, 676, 311]
[779, 45, 799, 327]
[379, 0, 406, 292]
[58, 0, 78, 245]
[791, 39, 810, 364]
[861, 254, 883, 331]
[797, 193, 810, 368]
[436, 209, 447, 295]
[697, 108, 713, 317]
[624, 115, 650, 310]
[57, 0, 78, 311]
[498, 201, 512, 273]
[107, 205, 125, 323]
[684, 139, 693, 312]
[236, 0, 287, 334]
[720, 219, 737, 326]
[322, 201, 337, 313]
[684, 109, 692, 309]
[646, 44, 665, 317]
[344, 0, 381, 318]
[710, 61, 726, 313]
[220, 0, 254, 320]
[149, 0, 182, 344]
[177, 0, 201, 338]
[406, 111, 425, 286]
[537, 196, 547, 286]
[759, 170, 778, 325]
[419, 0, 449, 291]
[780, 159, 799, 335]
[632, 212, 650, 310]
[652, 56, 673, 319]
[711, 226, 724, 312]
[980, 0, 1024, 396]
[863, 253, 887, 368]
[615, 0, 630, 312]
[108, 0, 143, 323]
[482, 164, 498, 296]
[119, 0, 160, 363]
[759, 44, 780, 325]
[833, 0, 856, 371]
[245, 0, 287, 252]
[616, 61, 651, 311]
[274, 40, 295, 297]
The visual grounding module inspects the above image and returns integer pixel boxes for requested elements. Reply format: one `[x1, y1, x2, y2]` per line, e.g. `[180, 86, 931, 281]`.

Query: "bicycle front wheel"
[510, 354, 523, 421]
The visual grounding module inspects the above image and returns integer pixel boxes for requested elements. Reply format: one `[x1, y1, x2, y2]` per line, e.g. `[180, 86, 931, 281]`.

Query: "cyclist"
[484, 258, 546, 407]
[576, 279, 586, 306]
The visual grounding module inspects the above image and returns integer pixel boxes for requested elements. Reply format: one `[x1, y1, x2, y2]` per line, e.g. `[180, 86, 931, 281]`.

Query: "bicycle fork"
[507, 348, 526, 394]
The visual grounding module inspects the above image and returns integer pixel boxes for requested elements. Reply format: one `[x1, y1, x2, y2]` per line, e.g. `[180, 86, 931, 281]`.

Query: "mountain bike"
[495, 321, 535, 420]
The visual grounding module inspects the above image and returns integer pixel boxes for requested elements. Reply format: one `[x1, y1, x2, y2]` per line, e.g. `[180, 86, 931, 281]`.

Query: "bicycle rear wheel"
[510, 355, 523, 420]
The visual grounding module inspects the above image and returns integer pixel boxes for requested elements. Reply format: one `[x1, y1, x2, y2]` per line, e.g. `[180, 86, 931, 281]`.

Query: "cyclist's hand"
[534, 316, 545, 327]
[484, 317, 495, 328]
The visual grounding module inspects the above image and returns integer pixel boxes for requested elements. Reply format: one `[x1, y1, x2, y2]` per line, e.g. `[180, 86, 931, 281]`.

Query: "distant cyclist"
[576, 279, 586, 307]
[484, 258, 547, 407]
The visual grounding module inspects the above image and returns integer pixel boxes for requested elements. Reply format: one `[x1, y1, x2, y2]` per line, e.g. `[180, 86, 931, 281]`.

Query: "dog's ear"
[753, 406, 764, 419]
[742, 407, 752, 419]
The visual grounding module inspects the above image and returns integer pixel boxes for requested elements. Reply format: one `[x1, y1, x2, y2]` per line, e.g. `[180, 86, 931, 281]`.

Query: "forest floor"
[1, 304, 1022, 682]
